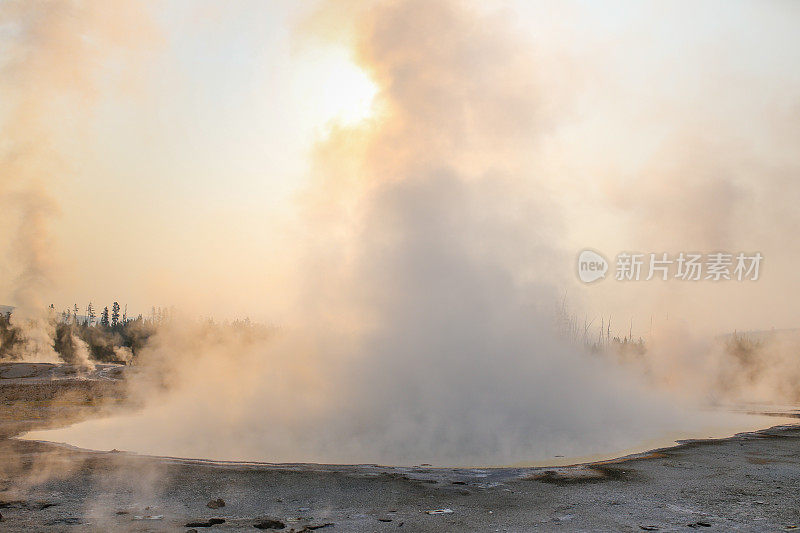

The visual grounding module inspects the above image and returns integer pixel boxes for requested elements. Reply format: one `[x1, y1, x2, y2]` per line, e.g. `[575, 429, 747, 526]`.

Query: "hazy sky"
[2, 0, 799, 336]
[10, 1, 374, 318]
[19, 0, 800, 466]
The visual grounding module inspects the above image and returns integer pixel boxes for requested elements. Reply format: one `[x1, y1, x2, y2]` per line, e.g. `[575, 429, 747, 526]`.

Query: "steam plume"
[33, 0, 759, 467]
[0, 0, 154, 361]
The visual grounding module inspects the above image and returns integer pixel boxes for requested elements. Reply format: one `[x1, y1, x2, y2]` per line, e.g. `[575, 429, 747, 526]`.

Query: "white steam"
[0, 0, 154, 361]
[27, 0, 770, 467]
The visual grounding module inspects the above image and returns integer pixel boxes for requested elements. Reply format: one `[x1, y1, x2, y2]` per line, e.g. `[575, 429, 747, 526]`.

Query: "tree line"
[0, 302, 167, 364]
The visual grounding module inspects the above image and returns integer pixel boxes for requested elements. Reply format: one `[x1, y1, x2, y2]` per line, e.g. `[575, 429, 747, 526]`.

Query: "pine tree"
[73, 304, 79, 325]
[87, 302, 96, 326]
[100, 306, 110, 327]
[111, 302, 121, 328]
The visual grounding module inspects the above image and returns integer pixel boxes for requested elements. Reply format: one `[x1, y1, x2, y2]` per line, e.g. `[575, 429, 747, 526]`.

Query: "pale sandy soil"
[1, 363, 799, 532]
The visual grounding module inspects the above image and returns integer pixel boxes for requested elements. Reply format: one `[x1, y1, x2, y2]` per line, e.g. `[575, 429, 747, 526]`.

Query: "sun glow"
[292, 47, 378, 128]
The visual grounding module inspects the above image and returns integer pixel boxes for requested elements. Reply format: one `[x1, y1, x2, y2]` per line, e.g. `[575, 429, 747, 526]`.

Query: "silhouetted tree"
[0, 313, 24, 360]
[100, 306, 110, 327]
[111, 301, 120, 328]
[86, 302, 96, 326]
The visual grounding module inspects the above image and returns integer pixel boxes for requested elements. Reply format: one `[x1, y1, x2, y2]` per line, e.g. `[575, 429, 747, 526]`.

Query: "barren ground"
[1, 363, 799, 532]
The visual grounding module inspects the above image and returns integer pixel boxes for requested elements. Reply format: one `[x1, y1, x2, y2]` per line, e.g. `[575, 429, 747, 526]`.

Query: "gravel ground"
[1, 364, 799, 532]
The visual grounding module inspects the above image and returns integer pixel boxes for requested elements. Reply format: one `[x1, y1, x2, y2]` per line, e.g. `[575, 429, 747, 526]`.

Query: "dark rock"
[0, 500, 58, 511]
[687, 522, 711, 528]
[207, 498, 225, 509]
[0, 500, 23, 509]
[185, 518, 226, 527]
[254, 518, 286, 529]
[287, 524, 333, 532]
[36, 501, 57, 510]
[48, 517, 81, 525]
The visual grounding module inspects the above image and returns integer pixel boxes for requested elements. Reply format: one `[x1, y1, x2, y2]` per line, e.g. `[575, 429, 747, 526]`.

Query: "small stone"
[207, 498, 225, 509]
[254, 518, 286, 530]
[185, 518, 226, 527]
